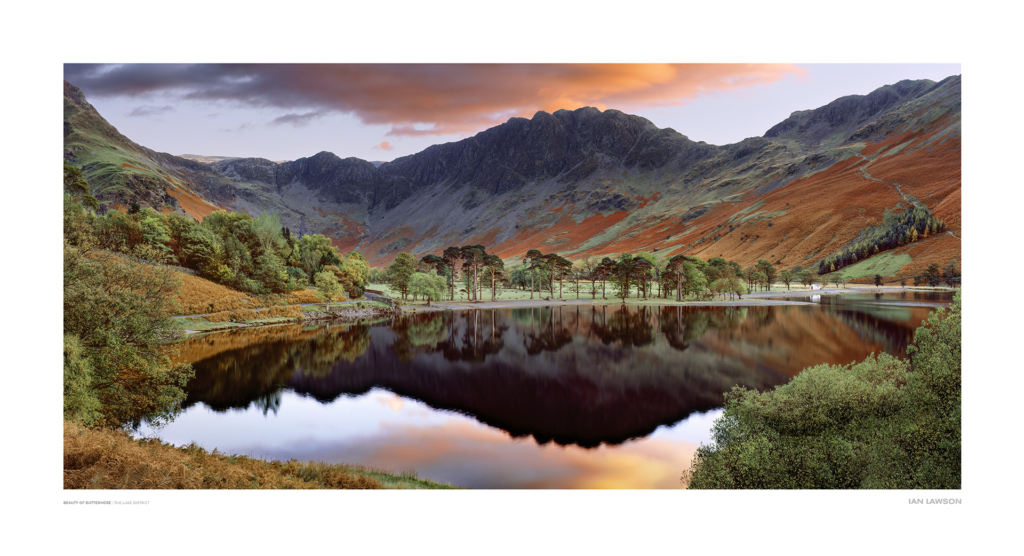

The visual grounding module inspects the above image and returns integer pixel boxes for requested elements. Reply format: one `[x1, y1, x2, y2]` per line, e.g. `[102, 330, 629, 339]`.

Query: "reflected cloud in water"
[158, 301, 943, 487]
[149, 388, 699, 488]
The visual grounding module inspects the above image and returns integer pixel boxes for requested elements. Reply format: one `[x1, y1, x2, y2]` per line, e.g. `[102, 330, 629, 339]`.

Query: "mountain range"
[63, 76, 961, 275]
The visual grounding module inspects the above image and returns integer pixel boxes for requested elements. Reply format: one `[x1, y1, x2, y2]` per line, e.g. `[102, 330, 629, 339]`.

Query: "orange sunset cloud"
[363, 419, 698, 488]
[65, 63, 805, 138]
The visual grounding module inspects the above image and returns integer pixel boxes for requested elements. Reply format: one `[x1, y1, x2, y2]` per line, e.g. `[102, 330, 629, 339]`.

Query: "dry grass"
[265, 289, 326, 305]
[63, 420, 381, 489]
[173, 272, 257, 315]
[164, 186, 222, 221]
[170, 269, 325, 316]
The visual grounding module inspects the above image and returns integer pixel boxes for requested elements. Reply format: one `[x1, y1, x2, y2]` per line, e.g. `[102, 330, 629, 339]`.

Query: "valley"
[63, 75, 960, 278]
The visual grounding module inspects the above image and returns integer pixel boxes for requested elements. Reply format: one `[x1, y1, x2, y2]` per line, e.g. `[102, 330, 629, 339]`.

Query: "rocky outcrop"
[64, 74, 961, 269]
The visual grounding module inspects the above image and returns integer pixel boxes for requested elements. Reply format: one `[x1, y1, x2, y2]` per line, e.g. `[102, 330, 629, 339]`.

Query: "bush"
[64, 242, 194, 428]
[314, 271, 343, 302]
[684, 290, 961, 489]
[236, 277, 267, 295]
[286, 266, 308, 291]
[64, 334, 102, 426]
[253, 252, 288, 293]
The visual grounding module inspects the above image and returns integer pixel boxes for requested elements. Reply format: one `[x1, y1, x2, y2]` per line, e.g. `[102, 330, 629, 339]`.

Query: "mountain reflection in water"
[174, 302, 938, 449]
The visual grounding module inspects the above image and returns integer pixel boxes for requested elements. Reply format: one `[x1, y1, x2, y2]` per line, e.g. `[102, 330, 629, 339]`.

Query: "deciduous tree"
[409, 271, 447, 306]
[780, 269, 794, 291]
[389, 252, 416, 300]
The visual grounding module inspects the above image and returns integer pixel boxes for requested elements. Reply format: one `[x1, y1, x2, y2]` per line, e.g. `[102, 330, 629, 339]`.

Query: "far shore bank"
[169, 285, 956, 334]
[402, 286, 956, 313]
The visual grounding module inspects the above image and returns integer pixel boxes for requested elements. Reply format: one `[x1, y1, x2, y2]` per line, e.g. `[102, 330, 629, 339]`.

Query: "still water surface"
[146, 295, 951, 488]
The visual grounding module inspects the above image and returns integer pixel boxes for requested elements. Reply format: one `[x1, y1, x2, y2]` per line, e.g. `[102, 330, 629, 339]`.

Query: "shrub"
[286, 266, 308, 291]
[253, 252, 289, 293]
[314, 271, 344, 302]
[64, 334, 102, 426]
[64, 242, 194, 428]
[684, 290, 961, 489]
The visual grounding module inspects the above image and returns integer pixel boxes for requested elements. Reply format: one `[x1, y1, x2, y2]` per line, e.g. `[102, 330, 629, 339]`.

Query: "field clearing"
[836, 251, 913, 280]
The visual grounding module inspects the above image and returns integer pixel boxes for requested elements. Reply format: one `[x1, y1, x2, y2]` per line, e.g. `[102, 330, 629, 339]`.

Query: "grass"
[300, 300, 384, 312]
[836, 251, 913, 280]
[195, 305, 304, 323]
[169, 318, 240, 332]
[171, 272, 258, 315]
[169, 268, 326, 316]
[64, 419, 458, 489]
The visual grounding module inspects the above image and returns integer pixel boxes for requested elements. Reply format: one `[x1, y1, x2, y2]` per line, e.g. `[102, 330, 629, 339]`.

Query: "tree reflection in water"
[176, 302, 938, 448]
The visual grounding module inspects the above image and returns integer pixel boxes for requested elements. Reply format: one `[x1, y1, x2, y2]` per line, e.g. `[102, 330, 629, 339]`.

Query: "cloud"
[268, 110, 326, 127]
[218, 122, 252, 133]
[373, 141, 394, 151]
[127, 105, 175, 117]
[65, 63, 805, 137]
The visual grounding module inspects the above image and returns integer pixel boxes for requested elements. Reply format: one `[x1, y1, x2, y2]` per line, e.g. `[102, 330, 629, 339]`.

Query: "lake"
[145, 294, 952, 488]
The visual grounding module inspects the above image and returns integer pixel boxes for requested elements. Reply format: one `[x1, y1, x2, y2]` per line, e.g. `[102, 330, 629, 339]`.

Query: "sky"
[63, 63, 961, 163]
[31, 0, 1018, 548]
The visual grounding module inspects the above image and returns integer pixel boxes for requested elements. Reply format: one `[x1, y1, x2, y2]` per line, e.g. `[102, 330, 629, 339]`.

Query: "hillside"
[63, 77, 960, 276]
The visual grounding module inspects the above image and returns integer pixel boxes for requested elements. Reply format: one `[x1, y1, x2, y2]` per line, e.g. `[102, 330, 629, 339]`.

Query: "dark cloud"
[268, 110, 326, 128]
[64, 63, 805, 137]
[127, 105, 175, 117]
[218, 122, 252, 133]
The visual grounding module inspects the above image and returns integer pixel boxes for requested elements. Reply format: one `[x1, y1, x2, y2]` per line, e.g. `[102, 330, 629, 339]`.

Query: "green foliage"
[389, 252, 417, 300]
[409, 271, 447, 306]
[756, 259, 777, 290]
[253, 251, 289, 293]
[341, 252, 370, 294]
[251, 210, 285, 255]
[295, 234, 340, 279]
[139, 212, 174, 263]
[59, 164, 331, 305]
[833, 251, 912, 281]
[685, 290, 961, 489]
[780, 269, 794, 290]
[710, 276, 746, 299]
[64, 193, 98, 246]
[461, 245, 488, 301]
[64, 162, 98, 209]
[900, 288, 961, 488]
[63, 241, 194, 428]
[314, 271, 344, 302]
[924, 263, 943, 287]
[818, 205, 945, 275]
[63, 334, 102, 426]
[286, 266, 309, 290]
[180, 224, 224, 279]
[666, 255, 709, 300]
[482, 253, 506, 301]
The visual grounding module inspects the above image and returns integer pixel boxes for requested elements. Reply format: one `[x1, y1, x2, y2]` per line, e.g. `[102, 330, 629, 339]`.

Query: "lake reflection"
[158, 301, 943, 488]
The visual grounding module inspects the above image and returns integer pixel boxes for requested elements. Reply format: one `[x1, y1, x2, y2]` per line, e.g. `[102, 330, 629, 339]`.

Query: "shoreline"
[173, 285, 955, 332]
[402, 286, 955, 313]
[175, 304, 401, 335]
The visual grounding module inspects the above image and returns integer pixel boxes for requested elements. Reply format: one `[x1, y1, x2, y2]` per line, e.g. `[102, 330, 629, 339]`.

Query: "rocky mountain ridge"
[63, 76, 961, 276]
